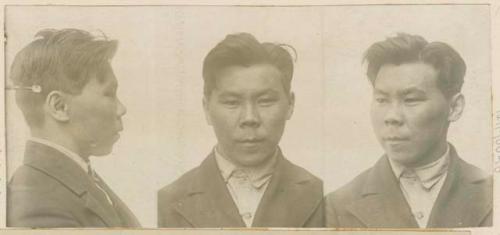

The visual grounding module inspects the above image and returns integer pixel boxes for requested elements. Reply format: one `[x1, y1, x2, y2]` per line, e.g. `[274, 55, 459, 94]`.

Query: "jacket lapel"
[94, 174, 141, 227]
[173, 153, 245, 227]
[82, 191, 121, 226]
[23, 141, 122, 227]
[346, 156, 419, 228]
[427, 146, 492, 227]
[252, 151, 323, 227]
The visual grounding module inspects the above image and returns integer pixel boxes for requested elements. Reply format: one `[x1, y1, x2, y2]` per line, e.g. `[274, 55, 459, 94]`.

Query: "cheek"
[79, 102, 117, 129]
[406, 103, 448, 137]
[369, 105, 385, 132]
[261, 105, 290, 131]
[208, 108, 237, 133]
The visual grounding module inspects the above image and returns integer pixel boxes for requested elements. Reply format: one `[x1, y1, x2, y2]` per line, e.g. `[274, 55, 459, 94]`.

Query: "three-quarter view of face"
[370, 62, 457, 167]
[203, 64, 294, 167]
[66, 63, 127, 157]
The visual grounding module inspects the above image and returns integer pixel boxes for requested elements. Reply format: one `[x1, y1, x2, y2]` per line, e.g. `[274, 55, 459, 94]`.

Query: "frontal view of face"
[370, 62, 452, 167]
[204, 64, 294, 167]
[67, 64, 127, 157]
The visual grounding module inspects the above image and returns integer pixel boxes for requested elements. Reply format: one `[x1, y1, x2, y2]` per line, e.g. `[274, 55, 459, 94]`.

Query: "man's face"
[67, 65, 127, 157]
[370, 62, 452, 167]
[204, 64, 294, 167]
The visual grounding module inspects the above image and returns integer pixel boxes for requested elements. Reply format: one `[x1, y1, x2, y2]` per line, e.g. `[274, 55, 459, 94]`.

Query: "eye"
[374, 97, 388, 104]
[404, 97, 424, 105]
[258, 97, 277, 106]
[221, 99, 240, 108]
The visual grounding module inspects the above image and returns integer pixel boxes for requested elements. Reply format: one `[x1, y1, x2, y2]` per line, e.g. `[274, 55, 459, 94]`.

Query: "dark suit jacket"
[325, 145, 492, 228]
[7, 141, 141, 228]
[158, 150, 324, 227]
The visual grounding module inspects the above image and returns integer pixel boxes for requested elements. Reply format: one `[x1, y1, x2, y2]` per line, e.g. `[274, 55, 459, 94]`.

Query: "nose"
[240, 103, 261, 128]
[116, 98, 127, 117]
[384, 103, 404, 126]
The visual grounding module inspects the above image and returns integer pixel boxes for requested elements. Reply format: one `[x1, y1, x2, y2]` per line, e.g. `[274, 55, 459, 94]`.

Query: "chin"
[234, 153, 272, 167]
[387, 152, 421, 166]
[90, 147, 114, 157]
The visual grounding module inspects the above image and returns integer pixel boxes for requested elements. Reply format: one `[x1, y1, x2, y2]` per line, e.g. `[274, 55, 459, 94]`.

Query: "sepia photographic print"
[1, 1, 499, 235]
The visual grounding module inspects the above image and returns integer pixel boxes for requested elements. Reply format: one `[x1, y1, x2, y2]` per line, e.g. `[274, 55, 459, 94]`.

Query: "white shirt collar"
[389, 144, 450, 189]
[214, 146, 278, 188]
[29, 137, 89, 173]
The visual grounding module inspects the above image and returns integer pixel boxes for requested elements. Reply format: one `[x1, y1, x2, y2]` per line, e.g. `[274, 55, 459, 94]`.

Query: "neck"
[216, 145, 278, 169]
[31, 127, 89, 159]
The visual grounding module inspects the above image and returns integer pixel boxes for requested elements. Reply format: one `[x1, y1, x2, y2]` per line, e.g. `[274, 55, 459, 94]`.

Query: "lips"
[384, 136, 409, 142]
[236, 138, 264, 147]
[383, 135, 411, 145]
[110, 128, 123, 142]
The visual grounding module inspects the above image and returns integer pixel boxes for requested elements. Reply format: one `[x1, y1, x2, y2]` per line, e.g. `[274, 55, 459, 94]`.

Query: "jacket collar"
[173, 149, 323, 227]
[389, 144, 450, 190]
[23, 141, 122, 227]
[214, 147, 278, 189]
[346, 144, 491, 228]
[23, 140, 91, 196]
[349, 152, 418, 228]
[426, 145, 492, 227]
[251, 149, 323, 227]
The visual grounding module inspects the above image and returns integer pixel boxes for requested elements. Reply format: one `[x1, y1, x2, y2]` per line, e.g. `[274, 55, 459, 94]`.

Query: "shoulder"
[7, 166, 82, 227]
[9, 165, 60, 194]
[8, 164, 83, 203]
[158, 164, 203, 206]
[455, 157, 491, 184]
[281, 158, 323, 186]
[325, 166, 373, 206]
[446, 144, 491, 185]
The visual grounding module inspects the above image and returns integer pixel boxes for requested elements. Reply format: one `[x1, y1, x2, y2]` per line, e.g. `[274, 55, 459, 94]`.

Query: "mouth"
[236, 138, 264, 147]
[110, 133, 121, 142]
[383, 136, 409, 143]
[112, 128, 123, 141]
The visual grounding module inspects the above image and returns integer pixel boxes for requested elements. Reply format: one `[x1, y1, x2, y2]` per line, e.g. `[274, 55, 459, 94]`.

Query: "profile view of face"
[204, 64, 294, 167]
[370, 62, 455, 167]
[67, 64, 127, 157]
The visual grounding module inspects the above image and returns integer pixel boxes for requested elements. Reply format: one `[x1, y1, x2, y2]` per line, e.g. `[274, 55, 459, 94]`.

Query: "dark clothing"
[8, 141, 141, 228]
[325, 145, 492, 228]
[158, 151, 324, 227]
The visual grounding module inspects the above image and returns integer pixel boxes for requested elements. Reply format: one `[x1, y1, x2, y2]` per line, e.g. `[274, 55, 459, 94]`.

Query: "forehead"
[84, 64, 117, 89]
[213, 64, 284, 93]
[374, 62, 439, 92]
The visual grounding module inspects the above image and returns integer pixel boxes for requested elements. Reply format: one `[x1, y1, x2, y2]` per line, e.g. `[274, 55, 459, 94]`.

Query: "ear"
[45, 91, 70, 122]
[202, 96, 213, 126]
[448, 93, 465, 122]
[286, 92, 295, 120]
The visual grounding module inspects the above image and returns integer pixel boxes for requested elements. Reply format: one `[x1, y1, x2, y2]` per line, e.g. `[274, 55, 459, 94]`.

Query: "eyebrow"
[255, 89, 280, 97]
[373, 87, 426, 96]
[399, 87, 426, 96]
[217, 89, 281, 97]
[217, 91, 241, 98]
[373, 89, 389, 96]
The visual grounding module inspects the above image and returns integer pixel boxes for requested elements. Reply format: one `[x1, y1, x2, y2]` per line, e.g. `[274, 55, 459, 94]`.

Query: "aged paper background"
[1, 0, 499, 234]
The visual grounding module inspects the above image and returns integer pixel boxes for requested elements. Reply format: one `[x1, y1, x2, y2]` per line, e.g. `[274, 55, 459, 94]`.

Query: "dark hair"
[202, 33, 295, 97]
[10, 28, 118, 127]
[364, 33, 466, 97]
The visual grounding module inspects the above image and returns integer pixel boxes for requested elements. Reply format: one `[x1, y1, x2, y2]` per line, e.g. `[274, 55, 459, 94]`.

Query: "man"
[158, 33, 324, 228]
[325, 33, 492, 228]
[7, 28, 141, 228]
